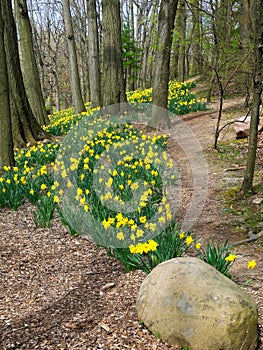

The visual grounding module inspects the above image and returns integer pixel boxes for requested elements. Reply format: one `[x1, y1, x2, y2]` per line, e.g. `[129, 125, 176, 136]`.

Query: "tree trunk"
[54, 70, 61, 112]
[178, 0, 187, 82]
[127, 0, 135, 91]
[141, 29, 152, 89]
[136, 0, 153, 89]
[62, 0, 86, 114]
[102, 0, 126, 106]
[170, 16, 179, 80]
[87, 0, 101, 107]
[0, 3, 15, 171]
[76, 0, 90, 104]
[2, 0, 47, 149]
[241, 0, 263, 193]
[206, 5, 220, 104]
[151, 0, 178, 128]
[191, 0, 203, 75]
[239, 0, 253, 49]
[14, 0, 49, 126]
[144, 1, 159, 89]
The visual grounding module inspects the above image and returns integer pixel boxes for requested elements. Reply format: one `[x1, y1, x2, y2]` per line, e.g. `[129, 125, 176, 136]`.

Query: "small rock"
[98, 322, 111, 332]
[60, 339, 67, 350]
[100, 282, 115, 291]
[252, 198, 263, 205]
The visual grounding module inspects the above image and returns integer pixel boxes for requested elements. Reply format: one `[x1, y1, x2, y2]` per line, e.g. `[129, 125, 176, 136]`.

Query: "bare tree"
[241, 0, 263, 193]
[2, 0, 47, 148]
[70, 0, 90, 102]
[177, 0, 187, 81]
[14, 0, 49, 126]
[151, 0, 178, 128]
[190, 0, 203, 76]
[239, 0, 253, 49]
[102, 0, 126, 106]
[62, 0, 86, 114]
[138, 0, 158, 89]
[87, 0, 101, 107]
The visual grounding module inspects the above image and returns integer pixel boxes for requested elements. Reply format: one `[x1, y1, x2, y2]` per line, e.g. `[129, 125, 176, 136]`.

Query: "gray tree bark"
[178, 0, 187, 82]
[14, 0, 49, 126]
[62, 0, 86, 114]
[2, 0, 47, 149]
[241, 0, 263, 193]
[0, 2, 14, 170]
[239, 0, 253, 48]
[151, 0, 178, 128]
[87, 0, 101, 107]
[190, 0, 203, 75]
[102, 0, 126, 106]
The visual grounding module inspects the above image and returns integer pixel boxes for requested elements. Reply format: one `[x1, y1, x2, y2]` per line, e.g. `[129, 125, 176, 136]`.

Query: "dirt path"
[180, 101, 263, 349]
[0, 98, 262, 349]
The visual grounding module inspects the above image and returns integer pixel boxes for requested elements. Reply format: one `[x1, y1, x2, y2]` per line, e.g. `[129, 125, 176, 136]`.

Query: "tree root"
[232, 230, 263, 246]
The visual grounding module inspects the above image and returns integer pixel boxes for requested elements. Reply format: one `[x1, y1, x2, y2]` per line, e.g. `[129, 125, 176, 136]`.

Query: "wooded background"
[0, 0, 262, 191]
[8, 0, 259, 112]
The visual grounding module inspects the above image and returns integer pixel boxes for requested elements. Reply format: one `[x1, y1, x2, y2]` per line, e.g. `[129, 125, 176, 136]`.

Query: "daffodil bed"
[127, 80, 206, 115]
[0, 89, 262, 349]
[0, 82, 256, 276]
[45, 80, 206, 137]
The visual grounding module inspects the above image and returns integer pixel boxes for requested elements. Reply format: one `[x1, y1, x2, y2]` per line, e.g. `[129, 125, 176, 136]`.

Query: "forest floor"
[0, 93, 263, 349]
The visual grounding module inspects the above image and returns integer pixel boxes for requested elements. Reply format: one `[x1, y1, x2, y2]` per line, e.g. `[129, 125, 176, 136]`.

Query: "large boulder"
[136, 257, 258, 350]
[234, 115, 263, 139]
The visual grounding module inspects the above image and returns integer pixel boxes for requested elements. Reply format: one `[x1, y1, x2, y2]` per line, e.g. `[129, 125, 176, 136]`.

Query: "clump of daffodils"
[127, 80, 206, 115]
[195, 238, 257, 278]
[129, 240, 159, 254]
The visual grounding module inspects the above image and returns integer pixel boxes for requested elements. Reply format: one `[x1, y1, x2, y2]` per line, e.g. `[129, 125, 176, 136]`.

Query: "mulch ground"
[0, 100, 262, 349]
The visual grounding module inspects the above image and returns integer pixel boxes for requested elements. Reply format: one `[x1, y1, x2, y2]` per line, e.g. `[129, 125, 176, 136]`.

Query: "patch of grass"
[224, 185, 263, 233]
[216, 141, 247, 166]
[224, 186, 242, 203]
[239, 278, 255, 286]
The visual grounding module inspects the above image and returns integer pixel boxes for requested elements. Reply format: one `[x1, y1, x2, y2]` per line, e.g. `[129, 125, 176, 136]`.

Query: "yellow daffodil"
[195, 243, 201, 250]
[185, 236, 194, 245]
[225, 254, 238, 262]
[53, 195, 59, 203]
[248, 260, 256, 269]
[116, 232, 124, 240]
[139, 216, 147, 223]
[179, 232, 185, 239]
[102, 219, 111, 229]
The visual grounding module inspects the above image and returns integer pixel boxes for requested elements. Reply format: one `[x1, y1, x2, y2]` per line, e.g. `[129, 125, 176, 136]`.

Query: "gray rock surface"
[136, 257, 258, 350]
[234, 115, 263, 139]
